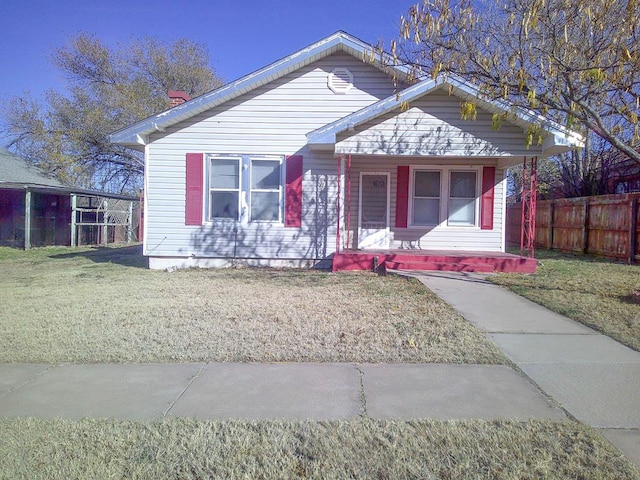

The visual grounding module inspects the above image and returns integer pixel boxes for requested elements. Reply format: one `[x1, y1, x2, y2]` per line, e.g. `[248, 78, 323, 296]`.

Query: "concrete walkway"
[412, 271, 640, 469]
[0, 363, 563, 422]
[0, 271, 638, 468]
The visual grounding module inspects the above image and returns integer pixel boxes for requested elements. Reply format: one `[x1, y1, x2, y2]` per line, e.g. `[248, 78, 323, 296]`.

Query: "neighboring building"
[0, 148, 139, 249]
[110, 31, 582, 271]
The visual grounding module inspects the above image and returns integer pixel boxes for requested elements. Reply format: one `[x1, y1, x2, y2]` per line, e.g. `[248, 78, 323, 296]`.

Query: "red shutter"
[481, 166, 496, 230]
[185, 153, 204, 226]
[395, 166, 410, 228]
[285, 155, 303, 227]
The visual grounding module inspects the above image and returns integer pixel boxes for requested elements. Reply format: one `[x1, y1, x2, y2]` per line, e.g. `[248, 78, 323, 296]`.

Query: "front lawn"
[0, 245, 504, 364]
[492, 249, 640, 351]
[1, 418, 637, 480]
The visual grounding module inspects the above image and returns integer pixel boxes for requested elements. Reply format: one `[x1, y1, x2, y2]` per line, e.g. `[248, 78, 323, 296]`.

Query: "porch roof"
[306, 75, 584, 158]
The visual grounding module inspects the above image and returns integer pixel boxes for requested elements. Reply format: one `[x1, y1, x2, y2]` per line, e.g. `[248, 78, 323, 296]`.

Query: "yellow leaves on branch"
[460, 101, 477, 121]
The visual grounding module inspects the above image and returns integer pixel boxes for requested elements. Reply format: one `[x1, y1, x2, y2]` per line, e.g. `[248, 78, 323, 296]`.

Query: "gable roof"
[110, 31, 411, 149]
[306, 74, 584, 158]
[0, 148, 67, 188]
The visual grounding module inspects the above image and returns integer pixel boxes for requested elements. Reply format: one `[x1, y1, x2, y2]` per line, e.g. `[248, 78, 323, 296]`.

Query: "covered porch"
[305, 76, 583, 274]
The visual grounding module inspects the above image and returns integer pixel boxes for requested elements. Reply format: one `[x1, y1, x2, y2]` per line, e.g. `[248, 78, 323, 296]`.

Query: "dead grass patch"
[0, 418, 636, 479]
[493, 250, 640, 351]
[0, 245, 504, 364]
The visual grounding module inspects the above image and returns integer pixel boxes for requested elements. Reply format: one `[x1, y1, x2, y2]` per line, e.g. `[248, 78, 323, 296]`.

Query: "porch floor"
[332, 250, 537, 274]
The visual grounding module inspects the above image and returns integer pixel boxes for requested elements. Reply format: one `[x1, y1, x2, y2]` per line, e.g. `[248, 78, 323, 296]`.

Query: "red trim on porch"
[480, 166, 495, 230]
[332, 250, 537, 274]
[395, 166, 410, 228]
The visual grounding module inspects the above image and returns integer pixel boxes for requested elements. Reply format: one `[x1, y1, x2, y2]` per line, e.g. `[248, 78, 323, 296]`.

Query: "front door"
[358, 172, 390, 249]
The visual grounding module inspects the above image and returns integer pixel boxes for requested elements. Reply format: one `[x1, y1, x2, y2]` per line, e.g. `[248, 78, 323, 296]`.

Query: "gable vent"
[328, 67, 353, 94]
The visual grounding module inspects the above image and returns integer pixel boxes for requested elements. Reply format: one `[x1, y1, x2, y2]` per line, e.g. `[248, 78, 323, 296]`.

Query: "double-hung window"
[448, 171, 477, 226]
[251, 158, 282, 222]
[409, 167, 480, 228]
[209, 157, 241, 220]
[207, 154, 283, 223]
[412, 170, 441, 226]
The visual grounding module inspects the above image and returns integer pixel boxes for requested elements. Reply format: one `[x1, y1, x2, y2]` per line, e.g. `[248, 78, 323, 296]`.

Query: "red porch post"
[335, 155, 342, 254]
[346, 154, 352, 253]
[520, 156, 538, 258]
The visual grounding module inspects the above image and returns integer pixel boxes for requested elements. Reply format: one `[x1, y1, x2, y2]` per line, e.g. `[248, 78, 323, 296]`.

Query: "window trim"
[447, 170, 479, 227]
[207, 155, 242, 221]
[205, 153, 285, 225]
[410, 169, 442, 227]
[408, 165, 482, 229]
[249, 156, 284, 223]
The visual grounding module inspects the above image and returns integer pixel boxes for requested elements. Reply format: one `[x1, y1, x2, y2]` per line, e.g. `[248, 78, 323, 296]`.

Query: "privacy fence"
[506, 193, 640, 263]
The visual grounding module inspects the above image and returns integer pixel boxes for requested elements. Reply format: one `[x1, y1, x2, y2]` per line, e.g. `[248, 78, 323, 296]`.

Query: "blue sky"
[1, 0, 417, 104]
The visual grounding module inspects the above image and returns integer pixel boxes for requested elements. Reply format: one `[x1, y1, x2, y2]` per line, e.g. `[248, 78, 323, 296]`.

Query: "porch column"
[336, 155, 342, 254]
[520, 156, 538, 258]
[70, 194, 77, 247]
[102, 199, 108, 246]
[127, 201, 133, 243]
[24, 189, 31, 250]
[346, 154, 352, 252]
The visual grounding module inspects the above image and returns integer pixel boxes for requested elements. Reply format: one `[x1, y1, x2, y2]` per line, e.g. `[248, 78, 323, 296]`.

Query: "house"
[0, 148, 139, 249]
[109, 31, 582, 272]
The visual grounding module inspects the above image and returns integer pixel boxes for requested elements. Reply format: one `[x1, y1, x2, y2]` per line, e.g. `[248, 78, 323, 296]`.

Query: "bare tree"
[2, 34, 223, 193]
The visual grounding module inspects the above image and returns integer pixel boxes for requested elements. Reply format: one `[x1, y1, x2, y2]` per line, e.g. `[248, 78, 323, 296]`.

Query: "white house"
[110, 31, 582, 272]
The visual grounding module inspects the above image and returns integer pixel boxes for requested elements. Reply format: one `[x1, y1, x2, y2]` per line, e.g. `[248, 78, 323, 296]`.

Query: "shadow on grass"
[507, 246, 632, 264]
[50, 244, 148, 269]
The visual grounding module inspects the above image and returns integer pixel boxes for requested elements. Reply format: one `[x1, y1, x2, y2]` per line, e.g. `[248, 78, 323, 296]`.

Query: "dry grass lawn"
[1, 418, 637, 480]
[0, 245, 505, 364]
[493, 249, 640, 351]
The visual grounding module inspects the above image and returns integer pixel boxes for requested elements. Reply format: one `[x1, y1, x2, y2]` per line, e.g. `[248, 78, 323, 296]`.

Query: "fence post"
[547, 202, 554, 249]
[582, 199, 590, 254]
[630, 197, 638, 264]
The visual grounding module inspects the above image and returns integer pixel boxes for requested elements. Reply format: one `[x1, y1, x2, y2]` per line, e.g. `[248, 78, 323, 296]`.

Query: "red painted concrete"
[332, 251, 537, 274]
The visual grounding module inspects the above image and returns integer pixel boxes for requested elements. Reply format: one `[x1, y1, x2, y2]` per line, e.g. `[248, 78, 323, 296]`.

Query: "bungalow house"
[110, 31, 582, 272]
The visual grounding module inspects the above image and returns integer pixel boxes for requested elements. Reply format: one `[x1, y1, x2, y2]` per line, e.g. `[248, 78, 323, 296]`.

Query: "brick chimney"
[168, 90, 191, 107]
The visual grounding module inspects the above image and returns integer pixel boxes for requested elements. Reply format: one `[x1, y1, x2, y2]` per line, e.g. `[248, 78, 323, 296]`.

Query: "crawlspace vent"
[328, 67, 353, 94]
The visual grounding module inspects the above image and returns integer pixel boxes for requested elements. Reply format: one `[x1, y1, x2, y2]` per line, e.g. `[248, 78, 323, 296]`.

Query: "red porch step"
[332, 252, 537, 274]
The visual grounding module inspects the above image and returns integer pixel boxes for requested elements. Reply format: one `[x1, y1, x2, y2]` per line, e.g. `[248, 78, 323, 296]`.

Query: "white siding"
[341, 156, 506, 252]
[144, 53, 399, 262]
[336, 90, 544, 158]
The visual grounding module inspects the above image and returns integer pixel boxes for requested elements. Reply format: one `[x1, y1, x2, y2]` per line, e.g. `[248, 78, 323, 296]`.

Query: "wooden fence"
[506, 193, 640, 263]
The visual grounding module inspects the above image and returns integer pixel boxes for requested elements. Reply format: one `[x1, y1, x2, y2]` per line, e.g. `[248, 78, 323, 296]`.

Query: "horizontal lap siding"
[145, 54, 398, 260]
[342, 157, 505, 251]
[336, 90, 542, 158]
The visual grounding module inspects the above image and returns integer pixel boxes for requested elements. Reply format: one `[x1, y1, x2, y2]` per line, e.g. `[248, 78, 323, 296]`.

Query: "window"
[448, 171, 477, 226]
[251, 159, 282, 221]
[207, 154, 283, 223]
[409, 167, 480, 228]
[209, 157, 241, 220]
[412, 170, 440, 225]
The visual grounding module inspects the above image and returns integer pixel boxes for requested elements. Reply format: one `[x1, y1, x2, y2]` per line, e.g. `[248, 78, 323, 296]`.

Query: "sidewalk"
[0, 362, 563, 421]
[1, 271, 638, 468]
[410, 270, 640, 469]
